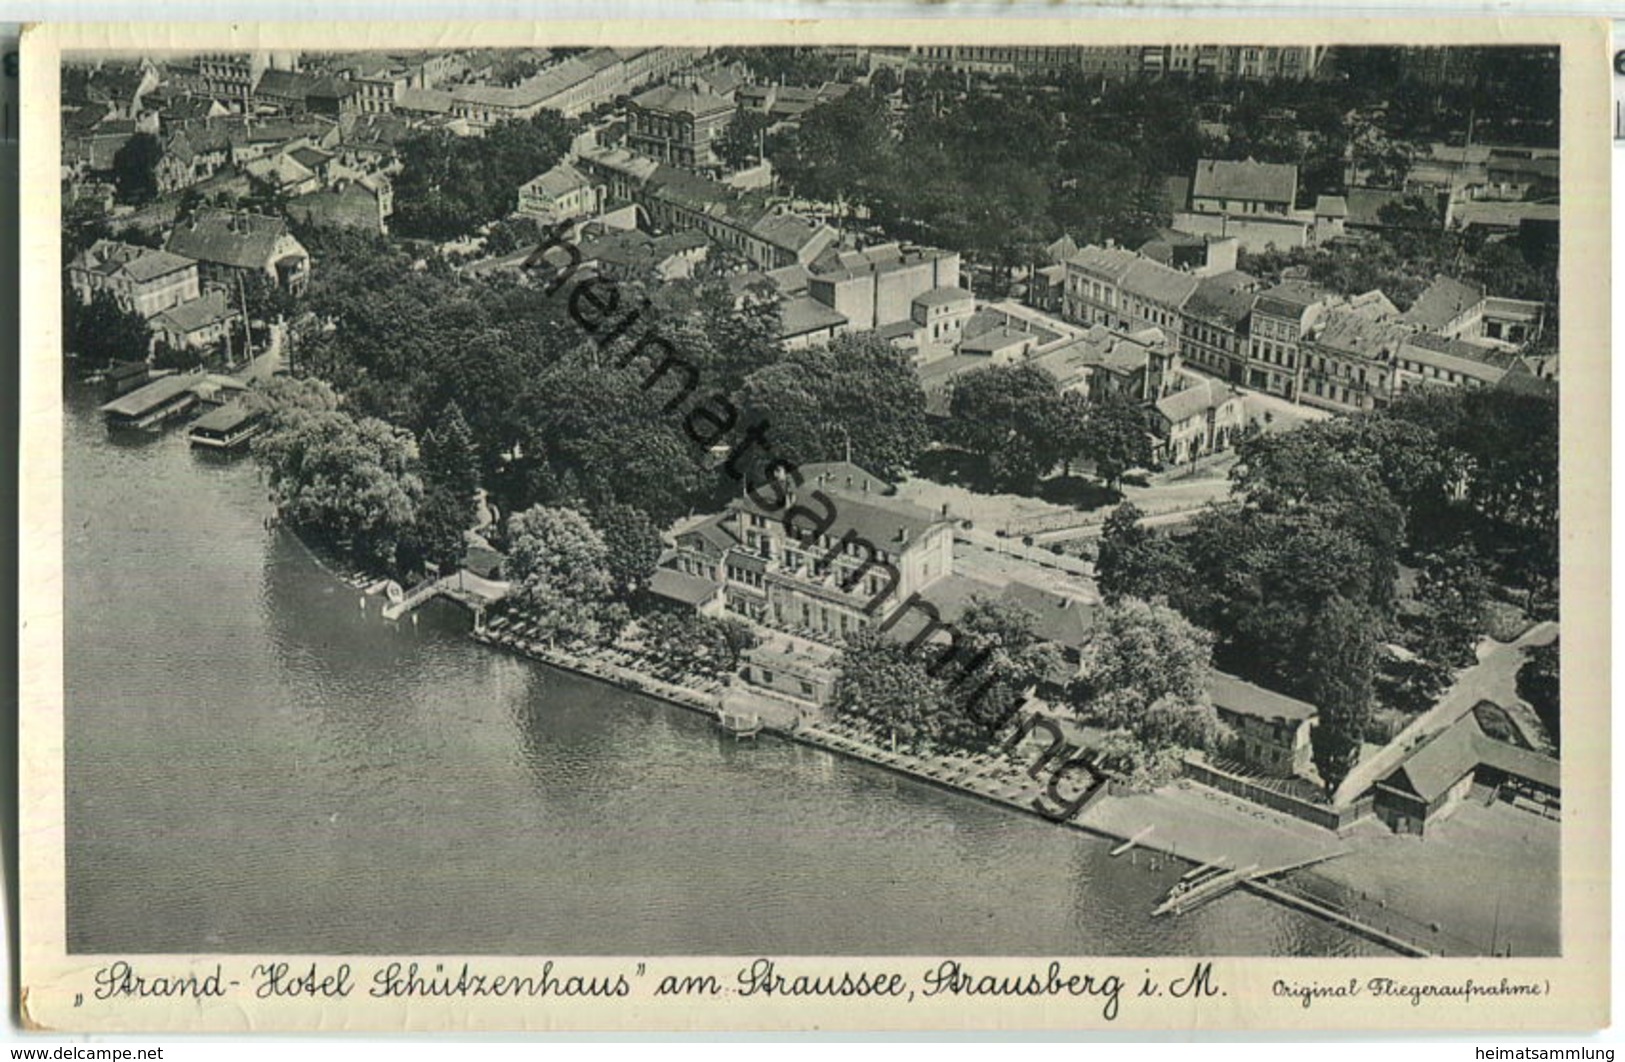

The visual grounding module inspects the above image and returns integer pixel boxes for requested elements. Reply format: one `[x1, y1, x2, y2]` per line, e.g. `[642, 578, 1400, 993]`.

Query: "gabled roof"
[1397, 333, 1520, 385]
[749, 212, 835, 256]
[72, 240, 196, 285]
[1451, 200, 1561, 231]
[1343, 187, 1424, 229]
[1191, 158, 1297, 206]
[244, 152, 317, 189]
[1314, 194, 1348, 218]
[165, 209, 301, 271]
[913, 286, 974, 309]
[1155, 376, 1238, 426]
[778, 294, 848, 338]
[396, 87, 455, 114]
[798, 461, 896, 496]
[649, 567, 725, 607]
[1385, 713, 1559, 802]
[1312, 306, 1411, 362]
[1183, 270, 1259, 329]
[999, 580, 1095, 652]
[254, 68, 322, 101]
[959, 325, 1032, 356]
[1045, 234, 1080, 263]
[523, 161, 593, 200]
[1252, 279, 1329, 321]
[674, 511, 739, 557]
[152, 289, 239, 335]
[1401, 274, 1486, 330]
[99, 372, 204, 417]
[1208, 670, 1316, 723]
[1119, 258, 1199, 309]
[1029, 324, 1160, 383]
[1065, 244, 1139, 283]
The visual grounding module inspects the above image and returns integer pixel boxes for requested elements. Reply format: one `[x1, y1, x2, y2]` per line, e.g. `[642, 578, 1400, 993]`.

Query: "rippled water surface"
[64, 386, 1372, 956]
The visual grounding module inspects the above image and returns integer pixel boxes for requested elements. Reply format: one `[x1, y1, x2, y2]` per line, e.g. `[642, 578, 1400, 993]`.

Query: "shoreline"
[285, 523, 1510, 959]
[465, 617, 1429, 958]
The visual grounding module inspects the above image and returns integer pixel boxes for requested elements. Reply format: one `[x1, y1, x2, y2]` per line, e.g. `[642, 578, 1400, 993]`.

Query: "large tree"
[504, 505, 616, 644]
[715, 108, 772, 170]
[1305, 596, 1379, 795]
[945, 363, 1067, 493]
[1071, 596, 1218, 745]
[392, 112, 575, 240]
[410, 402, 482, 572]
[590, 501, 664, 599]
[932, 595, 1064, 750]
[111, 132, 163, 205]
[736, 331, 929, 481]
[830, 627, 944, 751]
[1081, 396, 1151, 491]
[65, 289, 150, 369]
[1516, 638, 1560, 753]
[1095, 502, 1197, 607]
[252, 404, 424, 573]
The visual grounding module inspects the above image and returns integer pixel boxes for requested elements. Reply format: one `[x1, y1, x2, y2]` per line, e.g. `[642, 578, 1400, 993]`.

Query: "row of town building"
[868, 45, 1328, 81]
[67, 209, 312, 357]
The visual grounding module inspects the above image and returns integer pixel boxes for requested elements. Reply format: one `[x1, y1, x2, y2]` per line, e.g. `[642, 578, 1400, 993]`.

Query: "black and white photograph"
[18, 19, 1610, 1034]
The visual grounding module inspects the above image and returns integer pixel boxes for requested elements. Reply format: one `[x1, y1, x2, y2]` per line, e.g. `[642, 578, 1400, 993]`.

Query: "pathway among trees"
[1331, 620, 1560, 807]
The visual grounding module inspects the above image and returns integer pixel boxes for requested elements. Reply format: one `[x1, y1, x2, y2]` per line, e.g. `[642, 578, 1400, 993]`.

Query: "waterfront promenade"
[301, 548, 1552, 956]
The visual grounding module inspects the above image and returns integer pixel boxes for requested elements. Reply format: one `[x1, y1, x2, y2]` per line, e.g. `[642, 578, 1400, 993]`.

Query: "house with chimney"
[68, 240, 201, 319]
[1297, 292, 1410, 414]
[150, 287, 246, 353]
[517, 161, 604, 224]
[1150, 372, 1247, 466]
[624, 76, 737, 170]
[1179, 269, 1262, 384]
[1245, 279, 1336, 399]
[165, 208, 312, 292]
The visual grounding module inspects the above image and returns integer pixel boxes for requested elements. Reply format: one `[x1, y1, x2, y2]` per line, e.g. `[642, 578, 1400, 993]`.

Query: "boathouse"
[1373, 711, 1560, 836]
[98, 372, 203, 430]
[187, 402, 266, 450]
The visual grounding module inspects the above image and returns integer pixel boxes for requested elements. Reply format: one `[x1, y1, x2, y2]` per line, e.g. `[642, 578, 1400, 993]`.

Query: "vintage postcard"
[17, 17, 1610, 1033]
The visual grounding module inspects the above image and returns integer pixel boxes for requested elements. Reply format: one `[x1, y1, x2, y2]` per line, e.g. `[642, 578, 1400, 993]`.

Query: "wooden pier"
[1110, 826, 1155, 857]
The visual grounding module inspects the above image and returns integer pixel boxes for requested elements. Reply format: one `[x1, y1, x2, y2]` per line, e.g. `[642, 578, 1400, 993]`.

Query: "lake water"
[63, 384, 1372, 956]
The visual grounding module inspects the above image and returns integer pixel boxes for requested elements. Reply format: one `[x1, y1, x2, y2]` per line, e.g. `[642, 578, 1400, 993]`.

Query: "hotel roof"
[731, 480, 946, 553]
